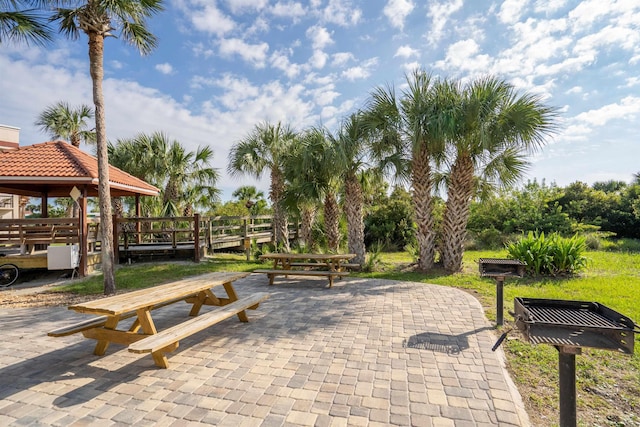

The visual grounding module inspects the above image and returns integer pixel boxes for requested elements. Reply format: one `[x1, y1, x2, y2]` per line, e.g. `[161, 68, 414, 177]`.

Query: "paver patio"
[0, 274, 530, 426]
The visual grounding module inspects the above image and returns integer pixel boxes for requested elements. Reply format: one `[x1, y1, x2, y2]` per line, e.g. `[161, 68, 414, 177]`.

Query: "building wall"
[0, 124, 21, 219]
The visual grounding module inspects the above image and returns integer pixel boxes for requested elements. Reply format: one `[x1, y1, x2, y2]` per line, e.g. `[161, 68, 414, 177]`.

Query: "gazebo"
[0, 140, 160, 276]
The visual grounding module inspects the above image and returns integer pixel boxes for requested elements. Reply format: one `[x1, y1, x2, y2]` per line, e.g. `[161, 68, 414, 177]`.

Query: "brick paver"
[0, 274, 530, 426]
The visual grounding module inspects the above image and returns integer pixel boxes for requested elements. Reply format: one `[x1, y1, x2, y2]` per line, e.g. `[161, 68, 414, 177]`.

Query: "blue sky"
[1, 0, 639, 201]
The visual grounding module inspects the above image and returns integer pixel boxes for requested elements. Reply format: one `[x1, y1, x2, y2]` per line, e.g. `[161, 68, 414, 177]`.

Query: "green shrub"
[506, 231, 588, 276]
[363, 242, 384, 272]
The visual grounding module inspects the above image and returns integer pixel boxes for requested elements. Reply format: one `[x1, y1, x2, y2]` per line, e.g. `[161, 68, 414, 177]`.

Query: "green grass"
[55, 254, 264, 294]
[50, 249, 640, 425]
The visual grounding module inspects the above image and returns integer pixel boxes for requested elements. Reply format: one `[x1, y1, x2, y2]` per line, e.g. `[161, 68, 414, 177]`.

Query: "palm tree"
[298, 127, 343, 252]
[0, 1, 52, 46]
[332, 113, 370, 265]
[35, 101, 95, 147]
[282, 132, 323, 251]
[440, 76, 558, 272]
[232, 185, 266, 216]
[48, 0, 163, 295]
[112, 132, 220, 217]
[228, 121, 296, 252]
[363, 70, 450, 271]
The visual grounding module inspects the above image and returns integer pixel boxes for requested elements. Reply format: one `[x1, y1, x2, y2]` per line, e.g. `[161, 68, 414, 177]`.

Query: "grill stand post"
[557, 345, 581, 427]
[495, 276, 504, 326]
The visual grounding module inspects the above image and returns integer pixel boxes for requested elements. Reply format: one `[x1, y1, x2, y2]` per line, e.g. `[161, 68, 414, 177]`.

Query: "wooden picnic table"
[255, 253, 357, 287]
[48, 271, 269, 368]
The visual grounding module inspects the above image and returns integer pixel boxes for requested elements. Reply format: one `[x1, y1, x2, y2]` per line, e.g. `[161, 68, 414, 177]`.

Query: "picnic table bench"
[255, 253, 356, 288]
[48, 271, 268, 368]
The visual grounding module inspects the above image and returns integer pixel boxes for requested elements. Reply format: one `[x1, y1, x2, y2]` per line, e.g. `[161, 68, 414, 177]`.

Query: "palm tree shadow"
[402, 327, 494, 355]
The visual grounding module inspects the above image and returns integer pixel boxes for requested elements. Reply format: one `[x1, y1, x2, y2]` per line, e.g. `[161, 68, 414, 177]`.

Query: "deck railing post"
[113, 214, 119, 265]
[194, 213, 200, 262]
[243, 217, 251, 261]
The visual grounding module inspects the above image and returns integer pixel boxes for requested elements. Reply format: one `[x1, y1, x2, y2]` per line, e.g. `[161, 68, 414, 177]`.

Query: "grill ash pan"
[514, 297, 636, 354]
[478, 258, 525, 278]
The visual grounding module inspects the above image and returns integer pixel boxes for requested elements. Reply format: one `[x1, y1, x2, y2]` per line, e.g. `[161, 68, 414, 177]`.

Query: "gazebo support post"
[135, 194, 141, 244]
[41, 193, 48, 218]
[80, 187, 88, 277]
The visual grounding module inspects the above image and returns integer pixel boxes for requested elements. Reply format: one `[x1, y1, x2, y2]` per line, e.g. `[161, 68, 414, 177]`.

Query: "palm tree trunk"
[412, 145, 436, 271]
[270, 168, 290, 251]
[441, 153, 475, 272]
[300, 204, 316, 250]
[89, 31, 115, 294]
[345, 173, 365, 265]
[324, 192, 340, 252]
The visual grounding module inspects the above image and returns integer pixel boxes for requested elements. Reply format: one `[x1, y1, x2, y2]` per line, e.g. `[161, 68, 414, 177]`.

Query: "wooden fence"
[0, 215, 296, 273]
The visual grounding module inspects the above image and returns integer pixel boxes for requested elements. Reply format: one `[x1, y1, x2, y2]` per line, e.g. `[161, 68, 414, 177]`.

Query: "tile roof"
[0, 140, 159, 196]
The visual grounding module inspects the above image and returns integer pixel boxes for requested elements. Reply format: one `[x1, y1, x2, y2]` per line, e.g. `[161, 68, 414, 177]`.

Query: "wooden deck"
[0, 214, 298, 275]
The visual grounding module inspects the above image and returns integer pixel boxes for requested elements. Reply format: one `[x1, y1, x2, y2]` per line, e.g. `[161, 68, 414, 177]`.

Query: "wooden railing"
[0, 217, 80, 254]
[0, 214, 297, 263]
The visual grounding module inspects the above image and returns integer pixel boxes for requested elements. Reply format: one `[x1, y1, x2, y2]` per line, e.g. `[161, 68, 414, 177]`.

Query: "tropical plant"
[232, 185, 267, 216]
[364, 186, 416, 251]
[34, 101, 95, 147]
[299, 127, 343, 252]
[333, 112, 371, 265]
[228, 121, 296, 252]
[363, 69, 449, 271]
[440, 76, 558, 272]
[506, 231, 587, 276]
[110, 132, 219, 217]
[0, 0, 52, 46]
[48, 0, 163, 294]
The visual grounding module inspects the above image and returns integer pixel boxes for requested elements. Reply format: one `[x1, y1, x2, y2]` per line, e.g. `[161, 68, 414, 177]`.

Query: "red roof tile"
[0, 141, 159, 197]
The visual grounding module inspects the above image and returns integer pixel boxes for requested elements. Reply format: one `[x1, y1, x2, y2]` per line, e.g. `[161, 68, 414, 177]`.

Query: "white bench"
[129, 292, 270, 368]
[253, 269, 349, 288]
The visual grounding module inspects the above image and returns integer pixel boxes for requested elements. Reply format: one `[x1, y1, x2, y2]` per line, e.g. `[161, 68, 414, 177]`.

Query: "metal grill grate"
[526, 306, 622, 329]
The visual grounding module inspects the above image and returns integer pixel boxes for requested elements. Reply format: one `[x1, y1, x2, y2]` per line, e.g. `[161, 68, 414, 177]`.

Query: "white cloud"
[311, 85, 340, 106]
[306, 25, 333, 50]
[270, 1, 306, 19]
[534, 0, 568, 14]
[155, 63, 174, 75]
[270, 50, 301, 78]
[394, 45, 419, 59]
[320, 0, 362, 26]
[573, 96, 640, 127]
[188, 3, 236, 36]
[212, 74, 260, 109]
[567, 0, 615, 28]
[225, 0, 268, 14]
[622, 77, 640, 88]
[110, 60, 124, 70]
[426, 0, 463, 44]
[341, 58, 378, 81]
[402, 61, 420, 72]
[331, 52, 354, 67]
[309, 50, 328, 69]
[434, 39, 491, 74]
[565, 86, 583, 94]
[498, 0, 529, 24]
[383, 0, 415, 30]
[218, 38, 270, 68]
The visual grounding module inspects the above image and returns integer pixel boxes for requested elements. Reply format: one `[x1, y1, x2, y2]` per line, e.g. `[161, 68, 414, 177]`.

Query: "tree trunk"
[88, 31, 115, 295]
[344, 173, 365, 265]
[300, 204, 316, 250]
[324, 191, 340, 252]
[270, 168, 289, 251]
[441, 153, 475, 272]
[412, 145, 436, 271]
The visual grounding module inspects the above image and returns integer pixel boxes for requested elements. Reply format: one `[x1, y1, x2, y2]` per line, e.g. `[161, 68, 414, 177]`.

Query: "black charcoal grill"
[478, 258, 526, 325]
[512, 297, 638, 427]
